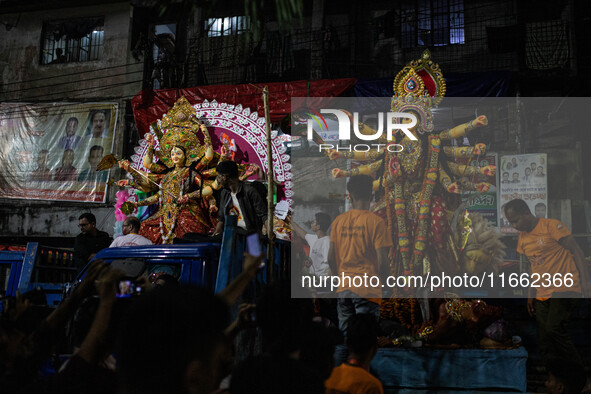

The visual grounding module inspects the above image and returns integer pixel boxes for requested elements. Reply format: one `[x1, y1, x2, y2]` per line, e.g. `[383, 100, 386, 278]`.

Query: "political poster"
[0, 102, 117, 203]
[499, 153, 548, 233]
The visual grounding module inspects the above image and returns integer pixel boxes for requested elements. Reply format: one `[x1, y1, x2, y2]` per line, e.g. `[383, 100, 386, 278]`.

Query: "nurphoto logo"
[306, 110, 418, 153]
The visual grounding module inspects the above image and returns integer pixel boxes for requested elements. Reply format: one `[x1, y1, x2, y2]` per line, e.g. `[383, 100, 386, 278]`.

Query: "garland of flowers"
[380, 298, 420, 332]
[410, 135, 440, 272]
[159, 169, 188, 243]
[394, 182, 410, 272]
[391, 135, 440, 274]
[384, 168, 395, 273]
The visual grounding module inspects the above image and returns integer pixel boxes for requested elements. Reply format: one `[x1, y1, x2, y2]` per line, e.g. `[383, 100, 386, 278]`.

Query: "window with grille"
[40, 18, 105, 65]
[205, 16, 250, 37]
[401, 0, 464, 48]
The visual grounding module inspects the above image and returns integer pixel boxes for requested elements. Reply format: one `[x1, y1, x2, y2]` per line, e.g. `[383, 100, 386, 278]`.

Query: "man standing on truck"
[110, 216, 152, 247]
[212, 160, 268, 237]
[74, 212, 112, 270]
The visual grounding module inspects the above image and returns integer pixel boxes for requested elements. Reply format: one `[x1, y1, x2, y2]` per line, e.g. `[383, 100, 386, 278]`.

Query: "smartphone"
[246, 232, 262, 257]
[246, 232, 265, 269]
[116, 280, 142, 298]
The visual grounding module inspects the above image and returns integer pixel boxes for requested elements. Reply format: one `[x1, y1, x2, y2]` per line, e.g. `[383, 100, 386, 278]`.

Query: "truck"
[1, 243, 77, 308]
[1, 220, 290, 308]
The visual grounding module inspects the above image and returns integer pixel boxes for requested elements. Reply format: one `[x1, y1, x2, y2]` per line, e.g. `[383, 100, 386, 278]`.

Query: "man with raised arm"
[291, 212, 332, 277]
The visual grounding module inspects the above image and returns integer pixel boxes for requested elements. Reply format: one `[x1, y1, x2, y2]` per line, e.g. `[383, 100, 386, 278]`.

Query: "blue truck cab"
[1, 218, 290, 308]
[1, 243, 77, 308]
[81, 238, 291, 293]
[78, 243, 221, 290]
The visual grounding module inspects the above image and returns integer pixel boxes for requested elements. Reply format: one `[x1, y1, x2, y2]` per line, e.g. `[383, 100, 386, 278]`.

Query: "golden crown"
[154, 97, 205, 168]
[391, 50, 447, 134]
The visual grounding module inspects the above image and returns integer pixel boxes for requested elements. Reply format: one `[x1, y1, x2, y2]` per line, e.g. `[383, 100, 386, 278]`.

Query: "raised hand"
[326, 149, 340, 160]
[480, 165, 496, 176]
[472, 115, 488, 128]
[476, 182, 491, 192]
[446, 182, 460, 194]
[73, 260, 109, 301]
[118, 160, 130, 171]
[96, 267, 125, 304]
[237, 303, 257, 329]
[332, 168, 347, 178]
[473, 143, 487, 155]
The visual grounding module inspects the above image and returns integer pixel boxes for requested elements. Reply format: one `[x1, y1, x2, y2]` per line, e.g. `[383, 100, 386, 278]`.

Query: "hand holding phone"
[246, 232, 262, 257]
[246, 232, 265, 269]
[237, 303, 257, 328]
[116, 280, 143, 298]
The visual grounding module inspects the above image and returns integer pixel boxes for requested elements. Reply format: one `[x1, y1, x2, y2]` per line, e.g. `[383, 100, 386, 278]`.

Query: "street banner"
[0, 102, 118, 203]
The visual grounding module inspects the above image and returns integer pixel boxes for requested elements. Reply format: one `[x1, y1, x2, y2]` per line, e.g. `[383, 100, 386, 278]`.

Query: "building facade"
[0, 0, 589, 240]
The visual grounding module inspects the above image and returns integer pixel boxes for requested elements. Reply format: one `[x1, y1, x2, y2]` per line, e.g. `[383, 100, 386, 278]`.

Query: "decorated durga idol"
[326, 50, 503, 279]
[105, 97, 292, 244]
[319, 50, 509, 345]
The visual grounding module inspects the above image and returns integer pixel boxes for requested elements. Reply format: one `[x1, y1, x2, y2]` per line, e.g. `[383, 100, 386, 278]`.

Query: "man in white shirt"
[110, 216, 153, 247]
[292, 212, 332, 276]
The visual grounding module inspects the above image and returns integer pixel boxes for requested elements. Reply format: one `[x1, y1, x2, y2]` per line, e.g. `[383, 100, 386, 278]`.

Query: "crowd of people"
[2, 174, 590, 393]
[0, 248, 386, 393]
[292, 175, 589, 393]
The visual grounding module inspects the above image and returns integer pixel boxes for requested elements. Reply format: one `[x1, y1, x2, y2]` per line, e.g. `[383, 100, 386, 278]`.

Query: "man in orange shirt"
[504, 199, 590, 365]
[325, 314, 384, 394]
[328, 175, 392, 337]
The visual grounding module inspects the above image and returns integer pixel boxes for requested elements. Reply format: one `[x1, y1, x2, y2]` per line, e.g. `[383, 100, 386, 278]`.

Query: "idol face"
[171, 146, 186, 166]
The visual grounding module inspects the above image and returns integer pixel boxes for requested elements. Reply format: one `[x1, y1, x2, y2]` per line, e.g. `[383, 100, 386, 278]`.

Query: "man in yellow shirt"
[504, 199, 590, 365]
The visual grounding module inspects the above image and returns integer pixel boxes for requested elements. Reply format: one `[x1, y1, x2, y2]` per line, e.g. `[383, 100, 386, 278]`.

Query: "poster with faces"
[498, 153, 547, 233]
[0, 102, 118, 203]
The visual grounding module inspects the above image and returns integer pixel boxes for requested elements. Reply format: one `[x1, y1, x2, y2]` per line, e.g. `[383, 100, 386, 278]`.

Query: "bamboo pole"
[263, 86, 275, 277]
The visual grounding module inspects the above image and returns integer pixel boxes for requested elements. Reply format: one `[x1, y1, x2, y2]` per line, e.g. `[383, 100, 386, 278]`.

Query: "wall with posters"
[0, 3, 141, 239]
